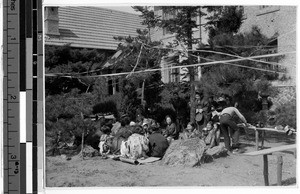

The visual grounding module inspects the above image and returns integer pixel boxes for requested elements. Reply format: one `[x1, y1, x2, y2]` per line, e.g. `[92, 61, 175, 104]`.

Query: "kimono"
[120, 133, 149, 160]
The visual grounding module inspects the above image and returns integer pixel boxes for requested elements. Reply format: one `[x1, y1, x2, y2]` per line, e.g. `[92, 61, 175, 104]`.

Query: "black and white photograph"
[44, 3, 297, 187]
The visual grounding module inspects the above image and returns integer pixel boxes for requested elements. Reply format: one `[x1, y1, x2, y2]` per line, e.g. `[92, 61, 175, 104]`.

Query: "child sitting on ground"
[202, 121, 219, 148]
[180, 122, 196, 140]
[212, 122, 221, 146]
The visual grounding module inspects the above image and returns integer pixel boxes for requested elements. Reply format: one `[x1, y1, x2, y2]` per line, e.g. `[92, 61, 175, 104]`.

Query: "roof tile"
[45, 6, 143, 50]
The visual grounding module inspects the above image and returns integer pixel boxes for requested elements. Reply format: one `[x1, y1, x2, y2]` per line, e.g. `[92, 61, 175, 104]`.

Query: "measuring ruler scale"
[3, 0, 21, 193]
[3, 0, 44, 193]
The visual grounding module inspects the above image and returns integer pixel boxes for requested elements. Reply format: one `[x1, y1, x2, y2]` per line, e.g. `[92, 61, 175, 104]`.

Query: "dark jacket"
[164, 123, 179, 139]
[148, 132, 169, 158]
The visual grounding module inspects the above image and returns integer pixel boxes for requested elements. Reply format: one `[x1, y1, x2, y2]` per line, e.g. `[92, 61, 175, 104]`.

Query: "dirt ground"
[46, 132, 297, 187]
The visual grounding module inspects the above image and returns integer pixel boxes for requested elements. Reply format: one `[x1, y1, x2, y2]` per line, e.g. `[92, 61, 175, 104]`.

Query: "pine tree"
[112, 28, 167, 119]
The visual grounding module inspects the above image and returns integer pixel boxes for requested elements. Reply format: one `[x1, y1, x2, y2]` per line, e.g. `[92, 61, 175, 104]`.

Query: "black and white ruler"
[3, 0, 44, 193]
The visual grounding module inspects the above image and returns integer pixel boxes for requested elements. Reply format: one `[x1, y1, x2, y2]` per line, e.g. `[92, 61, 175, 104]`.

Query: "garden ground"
[46, 131, 296, 187]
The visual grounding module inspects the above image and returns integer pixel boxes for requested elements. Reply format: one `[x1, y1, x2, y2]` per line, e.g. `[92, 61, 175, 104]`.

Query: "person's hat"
[129, 121, 136, 126]
[217, 97, 225, 102]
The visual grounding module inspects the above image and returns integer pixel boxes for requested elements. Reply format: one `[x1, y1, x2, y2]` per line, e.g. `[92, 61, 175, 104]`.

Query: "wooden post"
[263, 154, 269, 186]
[80, 112, 85, 160]
[277, 155, 283, 186]
[261, 131, 265, 149]
[141, 80, 145, 110]
[81, 130, 85, 160]
[255, 130, 259, 150]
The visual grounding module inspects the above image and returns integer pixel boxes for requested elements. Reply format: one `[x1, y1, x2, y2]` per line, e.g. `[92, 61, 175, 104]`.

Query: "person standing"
[171, 92, 188, 133]
[194, 91, 209, 131]
[219, 106, 247, 153]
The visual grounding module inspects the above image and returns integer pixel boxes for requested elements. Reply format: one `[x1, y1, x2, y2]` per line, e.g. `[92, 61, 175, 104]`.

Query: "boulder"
[205, 145, 227, 159]
[161, 138, 206, 167]
[82, 145, 100, 157]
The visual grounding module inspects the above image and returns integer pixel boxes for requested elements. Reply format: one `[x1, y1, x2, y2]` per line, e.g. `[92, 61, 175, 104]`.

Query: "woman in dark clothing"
[148, 124, 169, 158]
[162, 115, 179, 144]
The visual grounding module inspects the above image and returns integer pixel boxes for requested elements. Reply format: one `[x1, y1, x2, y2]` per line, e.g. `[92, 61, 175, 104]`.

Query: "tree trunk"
[187, 11, 196, 122]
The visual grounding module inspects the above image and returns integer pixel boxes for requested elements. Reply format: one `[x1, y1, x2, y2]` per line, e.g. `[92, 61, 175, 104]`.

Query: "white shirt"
[221, 107, 247, 123]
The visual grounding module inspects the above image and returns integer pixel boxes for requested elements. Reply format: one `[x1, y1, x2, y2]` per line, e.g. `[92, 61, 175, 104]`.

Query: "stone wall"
[271, 86, 296, 107]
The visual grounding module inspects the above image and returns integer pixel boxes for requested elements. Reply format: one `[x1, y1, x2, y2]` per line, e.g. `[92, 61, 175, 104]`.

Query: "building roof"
[45, 6, 143, 50]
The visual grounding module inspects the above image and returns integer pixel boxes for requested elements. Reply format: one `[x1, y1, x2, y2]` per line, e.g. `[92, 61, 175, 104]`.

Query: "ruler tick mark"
[4, 145, 15, 147]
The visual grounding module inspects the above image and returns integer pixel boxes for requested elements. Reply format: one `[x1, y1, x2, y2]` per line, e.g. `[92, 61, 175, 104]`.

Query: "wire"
[190, 54, 286, 74]
[45, 51, 294, 78]
[46, 36, 295, 77]
[144, 44, 284, 67]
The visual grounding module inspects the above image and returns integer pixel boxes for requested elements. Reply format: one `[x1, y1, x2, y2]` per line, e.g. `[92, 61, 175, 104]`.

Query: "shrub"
[274, 99, 296, 129]
[92, 100, 118, 117]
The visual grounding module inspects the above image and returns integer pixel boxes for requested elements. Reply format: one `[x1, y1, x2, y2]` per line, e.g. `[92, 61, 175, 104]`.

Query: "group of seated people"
[98, 108, 222, 160]
[181, 121, 220, 148]
[98, 116, 170, 160]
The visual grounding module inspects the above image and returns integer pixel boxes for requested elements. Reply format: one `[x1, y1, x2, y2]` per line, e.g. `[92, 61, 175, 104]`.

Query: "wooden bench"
[238, 124, 296, 150]
[244, 144, 296, 186]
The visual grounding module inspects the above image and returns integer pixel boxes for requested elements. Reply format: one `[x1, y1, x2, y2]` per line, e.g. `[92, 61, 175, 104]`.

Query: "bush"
[92, 100, 119, 118]
[274, 99, 296, 129]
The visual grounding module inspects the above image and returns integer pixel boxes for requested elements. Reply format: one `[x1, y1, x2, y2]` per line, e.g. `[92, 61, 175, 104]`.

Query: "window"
[171, 67, 180, 82]
[162, 9, 176, 35]
[108, 79, 113, 95]
[260, 39, 285, 72]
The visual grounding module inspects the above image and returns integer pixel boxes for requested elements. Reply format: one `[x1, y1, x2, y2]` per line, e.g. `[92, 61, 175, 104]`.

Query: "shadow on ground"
[270, 177, 296, 186]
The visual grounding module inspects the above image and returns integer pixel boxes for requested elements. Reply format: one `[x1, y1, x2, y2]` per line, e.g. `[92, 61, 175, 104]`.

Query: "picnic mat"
[115, 156, 161, 165]
[137, 157, 161, 164]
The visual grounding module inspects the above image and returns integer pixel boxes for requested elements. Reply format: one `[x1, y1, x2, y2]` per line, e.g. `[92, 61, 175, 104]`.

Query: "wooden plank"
[256, 127, 287, 133]
[244, 144, 296, 156]
[237, 123, 296, 134]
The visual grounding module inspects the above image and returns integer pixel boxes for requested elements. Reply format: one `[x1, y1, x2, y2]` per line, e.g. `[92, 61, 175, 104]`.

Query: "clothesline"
[45, 51, 294, 78]
[46, 42, 291, 77]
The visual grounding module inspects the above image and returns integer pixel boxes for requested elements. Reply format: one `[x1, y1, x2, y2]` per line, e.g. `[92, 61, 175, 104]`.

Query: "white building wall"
[239, 6, 296, 85]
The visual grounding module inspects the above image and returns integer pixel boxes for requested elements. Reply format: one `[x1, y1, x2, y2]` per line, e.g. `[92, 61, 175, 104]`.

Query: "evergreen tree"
[112, 28, 167, 119]
[45, 44, 112, 95]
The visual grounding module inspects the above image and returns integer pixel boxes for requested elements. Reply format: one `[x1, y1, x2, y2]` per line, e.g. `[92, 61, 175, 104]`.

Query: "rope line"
[45, 51, 295, 78]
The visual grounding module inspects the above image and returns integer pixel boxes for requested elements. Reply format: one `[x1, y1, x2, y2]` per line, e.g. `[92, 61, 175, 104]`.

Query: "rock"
[205, 145, 228, 159]
[161, 138, 206, 167]
[82, 145, 100, 157]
